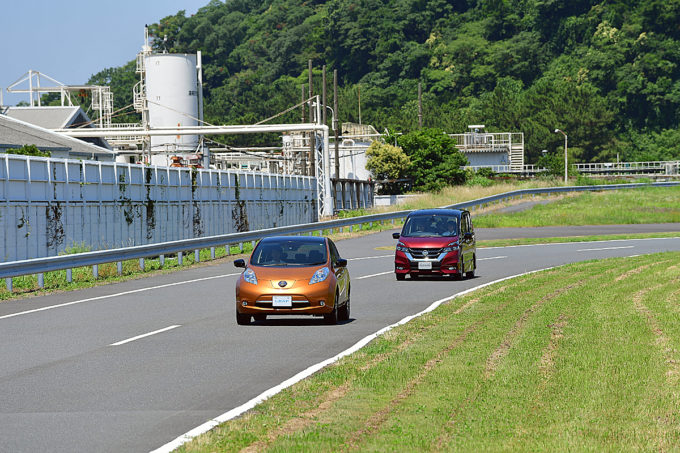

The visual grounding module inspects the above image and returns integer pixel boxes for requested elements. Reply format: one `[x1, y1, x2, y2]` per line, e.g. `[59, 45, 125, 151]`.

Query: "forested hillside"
[89, 0, 680, 163]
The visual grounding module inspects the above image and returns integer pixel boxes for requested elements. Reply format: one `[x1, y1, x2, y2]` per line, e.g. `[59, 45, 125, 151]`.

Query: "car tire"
[324, 291, 339, 324]
[236, 312, 251, 325]
[465, 255, 476, 279]
[396, 273, 405, 281]
[253, 314, 267, 322]
[338, 287, 350, 321]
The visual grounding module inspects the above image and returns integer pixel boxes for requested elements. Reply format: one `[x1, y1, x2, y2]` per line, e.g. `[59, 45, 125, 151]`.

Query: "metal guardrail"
[2, 182, 679, 288]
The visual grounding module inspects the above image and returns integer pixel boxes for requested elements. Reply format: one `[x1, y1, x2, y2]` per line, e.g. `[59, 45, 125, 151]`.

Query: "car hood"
[398, 236, 459, 248]
[247, 264, 327, 281]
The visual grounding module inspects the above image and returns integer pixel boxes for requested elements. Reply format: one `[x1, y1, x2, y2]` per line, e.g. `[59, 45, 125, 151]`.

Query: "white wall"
[0, 154, 317, 262]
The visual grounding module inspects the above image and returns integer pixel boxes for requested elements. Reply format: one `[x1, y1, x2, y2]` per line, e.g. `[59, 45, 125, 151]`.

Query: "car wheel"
[455, 258, 464, 280]
[324, 291, 339, 324]
[338, 287, 350, 321]
[396, 273, 405, 281]
[465, 255, 476, 279]
[253, 314, 267, 322]
[236, 312, 251, 325]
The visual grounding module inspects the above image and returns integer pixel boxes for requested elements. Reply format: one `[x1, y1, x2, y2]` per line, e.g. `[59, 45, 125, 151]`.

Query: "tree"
[365, 141, 411, 194]
[398, 128, 468, 191]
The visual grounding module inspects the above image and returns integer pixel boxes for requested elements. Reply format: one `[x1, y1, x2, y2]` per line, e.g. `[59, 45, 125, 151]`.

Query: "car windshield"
[251, 240, 328, 267]
[401, 214, 459, 237]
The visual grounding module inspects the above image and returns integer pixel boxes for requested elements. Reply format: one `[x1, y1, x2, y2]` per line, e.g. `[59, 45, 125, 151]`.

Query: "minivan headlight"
[309, 267, 330, 284]
[443, 241, 460, 252]
[396, 241, 408, 252]
[243, 268, 258, 285]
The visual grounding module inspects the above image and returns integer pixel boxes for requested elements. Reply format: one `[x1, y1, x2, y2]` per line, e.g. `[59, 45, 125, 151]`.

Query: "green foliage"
[92, 0, 680, 166]
[398, 128, 468, 191]
[3, 145, 50, 157]
[365, 141, 410, 194]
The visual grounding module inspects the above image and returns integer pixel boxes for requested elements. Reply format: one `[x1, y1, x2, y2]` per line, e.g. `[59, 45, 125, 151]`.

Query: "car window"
[251, 240, 327, 266]
[329, 240, 340, 263]
[402, 214, 459, 237]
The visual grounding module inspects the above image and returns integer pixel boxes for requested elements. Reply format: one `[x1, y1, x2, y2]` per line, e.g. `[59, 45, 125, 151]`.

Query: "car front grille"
[408, 248, 443, 259]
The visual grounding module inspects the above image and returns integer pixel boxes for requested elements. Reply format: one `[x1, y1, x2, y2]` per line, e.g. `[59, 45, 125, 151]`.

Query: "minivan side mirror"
[234, 259, 246, 268]
[463, 232, 474, 240]
[392, 232, 400, 239]
[335, 258, 348, 268]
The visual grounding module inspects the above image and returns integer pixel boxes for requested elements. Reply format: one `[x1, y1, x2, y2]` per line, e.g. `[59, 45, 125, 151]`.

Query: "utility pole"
[357, 84, 362, 125]
[308, 59, 315, 177]
[418, 82, 423, 129]
[322, 65, 327, 127]
[334, 69, 340, 180]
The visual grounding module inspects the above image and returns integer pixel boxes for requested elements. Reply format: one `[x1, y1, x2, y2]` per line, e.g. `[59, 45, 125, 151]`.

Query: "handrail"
[1, 182, 678, 282]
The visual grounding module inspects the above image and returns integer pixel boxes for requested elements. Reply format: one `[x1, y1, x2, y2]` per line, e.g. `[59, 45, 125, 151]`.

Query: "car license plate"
[272, 295, 292, 307]
[418, 261, 432, 270]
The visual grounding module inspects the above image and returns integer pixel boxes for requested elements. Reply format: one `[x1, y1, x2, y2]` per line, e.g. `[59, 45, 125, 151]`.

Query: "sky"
[1, 0, 210, 107]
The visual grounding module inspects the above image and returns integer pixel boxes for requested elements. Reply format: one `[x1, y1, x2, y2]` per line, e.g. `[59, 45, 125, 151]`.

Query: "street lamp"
[554, 129, 568, 184]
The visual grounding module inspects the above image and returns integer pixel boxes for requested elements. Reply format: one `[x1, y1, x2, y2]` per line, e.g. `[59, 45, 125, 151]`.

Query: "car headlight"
[243, 268, 258, 285]
[396, 241, 408, 252]
[309, 267, 330, 284]
[443, 241, 460, 252]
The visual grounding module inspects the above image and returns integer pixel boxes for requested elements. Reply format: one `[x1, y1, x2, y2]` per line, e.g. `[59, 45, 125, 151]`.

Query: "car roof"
[406, 208, 465, 217]
[259, 236, 327, 245]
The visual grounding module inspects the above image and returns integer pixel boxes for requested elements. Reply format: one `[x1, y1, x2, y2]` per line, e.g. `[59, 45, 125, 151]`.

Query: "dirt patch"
[538, 313, 570, 379]
[484, 282, 583, 380]
[614, 260, 672, 282]
[239, 383, 352, 453]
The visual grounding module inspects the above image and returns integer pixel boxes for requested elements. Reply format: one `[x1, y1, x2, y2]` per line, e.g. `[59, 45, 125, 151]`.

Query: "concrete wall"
[0, 154, 317, 262]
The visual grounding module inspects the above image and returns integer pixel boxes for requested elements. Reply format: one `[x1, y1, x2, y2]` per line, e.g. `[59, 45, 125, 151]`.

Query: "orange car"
[234, 236, 350, 325]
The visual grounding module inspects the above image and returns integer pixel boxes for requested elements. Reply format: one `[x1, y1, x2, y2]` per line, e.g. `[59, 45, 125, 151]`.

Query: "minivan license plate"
[272, 295, 292, 307]
[418, 261, 432, 270]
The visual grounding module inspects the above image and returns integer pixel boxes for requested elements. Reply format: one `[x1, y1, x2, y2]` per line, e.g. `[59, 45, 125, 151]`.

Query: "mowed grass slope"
[474, 186, 680, 228]
[181, 252, 680, 452]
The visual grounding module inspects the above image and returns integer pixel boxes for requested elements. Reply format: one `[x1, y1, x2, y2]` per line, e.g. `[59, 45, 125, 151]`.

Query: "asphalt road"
[1, 226, 679, 452]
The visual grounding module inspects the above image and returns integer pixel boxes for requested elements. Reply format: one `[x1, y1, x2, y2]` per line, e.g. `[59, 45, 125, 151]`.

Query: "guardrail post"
[93, 265, 99, 279]
[239, 243, 244, 253]
[178, 252, 183, 266]
[251, 240, 256, 249]
[159, 255, 165, 267]
[37, 273, 44, 288]
[194, 250, 200, 263]
[210, 247, 215, 260]
[139, 258, 145, 272]
[66, 269, 72, 283]
[5, 278, 12, 293]
[225, 245, 230, 256]
[349, 225, 353, 232]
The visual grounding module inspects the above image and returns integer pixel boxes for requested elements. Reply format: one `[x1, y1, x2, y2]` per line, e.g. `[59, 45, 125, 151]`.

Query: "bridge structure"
[464, 160, 680, 177]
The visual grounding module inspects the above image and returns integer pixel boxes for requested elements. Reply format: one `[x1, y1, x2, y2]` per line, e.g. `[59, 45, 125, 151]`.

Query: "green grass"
[474, 186, 680, 228]
[180, 252, 680, 452]
[477, 232, 680, 248]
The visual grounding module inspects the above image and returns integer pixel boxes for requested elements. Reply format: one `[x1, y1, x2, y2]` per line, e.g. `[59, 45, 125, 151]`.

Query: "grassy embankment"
[180, 252, 680, 452]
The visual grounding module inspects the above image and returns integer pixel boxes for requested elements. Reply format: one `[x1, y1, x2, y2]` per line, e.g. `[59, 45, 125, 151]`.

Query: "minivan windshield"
[401, 214, 459, 237]
[251, 240, 327, 266]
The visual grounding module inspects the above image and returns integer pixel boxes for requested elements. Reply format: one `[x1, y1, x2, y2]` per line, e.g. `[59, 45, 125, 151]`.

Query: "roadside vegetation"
[179, 252, 680, 452]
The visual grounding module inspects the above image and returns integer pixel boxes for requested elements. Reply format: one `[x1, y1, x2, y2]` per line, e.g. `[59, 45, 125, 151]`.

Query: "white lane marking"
[0, 273, 241, 322]
[150, 266, 560, 453]
[356, 271, 393, 280]
[482, 236, 680, 249]
[348, 254, 393, 261]
[578, 246, 634, 252]
[478, 256, 507, 261]
[110, 325, 181, 346]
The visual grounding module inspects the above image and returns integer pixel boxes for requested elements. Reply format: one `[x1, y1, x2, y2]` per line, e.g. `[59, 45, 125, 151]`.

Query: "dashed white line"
[348, 254, 393, 261]
[578, 246, 635, 252]
[110, 325, 181, 346]
[478, 256, 507, 261]
[356, 271, 393, 280]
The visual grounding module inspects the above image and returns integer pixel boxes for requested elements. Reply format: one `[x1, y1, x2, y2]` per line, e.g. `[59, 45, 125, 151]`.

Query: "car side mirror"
[392, 232, 400, 239]
[464, 232, 473, 240]
[234, 259, 246, 268]
[335, 258, 348, 268]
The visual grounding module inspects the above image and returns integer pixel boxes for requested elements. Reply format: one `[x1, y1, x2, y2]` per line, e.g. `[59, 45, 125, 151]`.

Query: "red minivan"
[393, 209, 476, 280]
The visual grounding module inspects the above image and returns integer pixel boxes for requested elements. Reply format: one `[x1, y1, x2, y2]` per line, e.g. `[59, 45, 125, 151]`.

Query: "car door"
[329, 239, 348, 301]
[461, 211, 475, 270]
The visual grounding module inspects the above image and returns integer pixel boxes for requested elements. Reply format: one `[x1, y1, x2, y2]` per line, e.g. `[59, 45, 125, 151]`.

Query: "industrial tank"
[145, 54, 199, 153]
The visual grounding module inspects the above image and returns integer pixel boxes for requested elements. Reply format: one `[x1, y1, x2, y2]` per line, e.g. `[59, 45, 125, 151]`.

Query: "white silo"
[144, 54, 200, 155]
